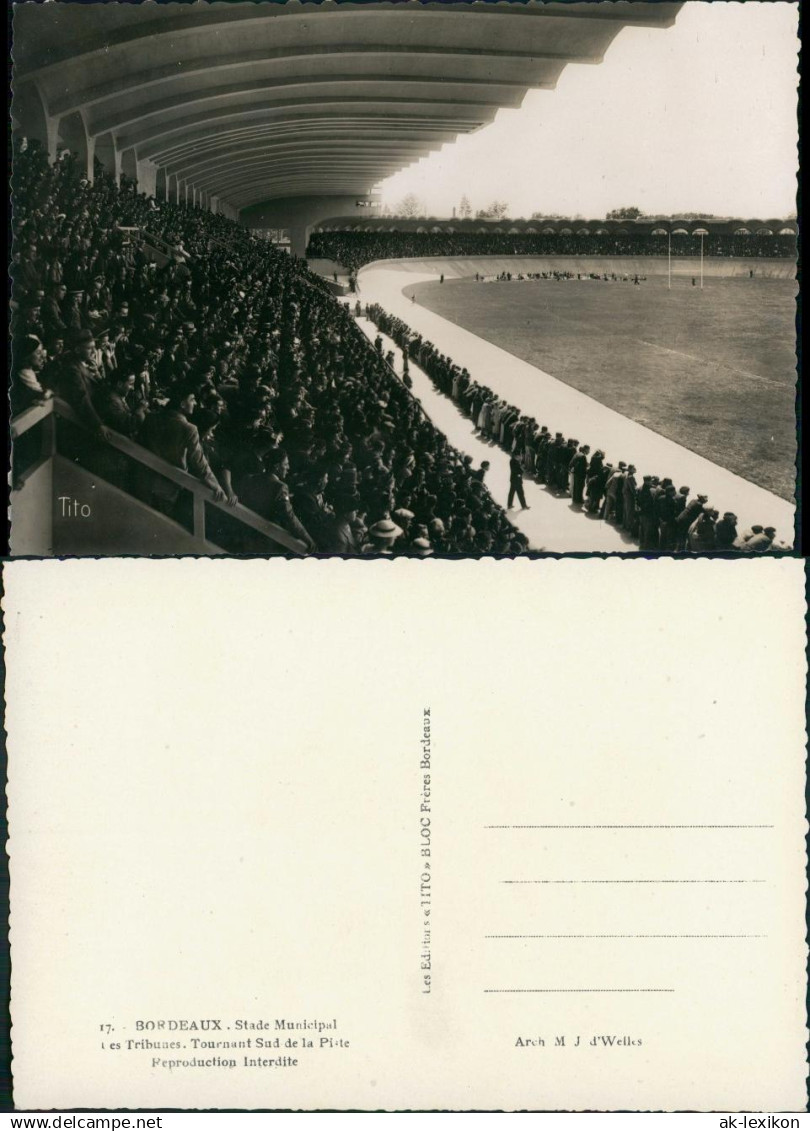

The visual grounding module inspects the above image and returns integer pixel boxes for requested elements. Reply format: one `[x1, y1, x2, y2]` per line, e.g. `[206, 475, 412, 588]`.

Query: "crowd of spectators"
[363, 302, 789, 554]
[482, 270, 646, 284]
[307, 230, 796, 272]
[10, 138, 526, 556]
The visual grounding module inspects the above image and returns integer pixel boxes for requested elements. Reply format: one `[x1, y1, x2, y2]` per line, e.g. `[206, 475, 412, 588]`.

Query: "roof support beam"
[92, 81, 524, 138]
[45, 44, 594, 118]
[117, 100, 491, 154]
[144, 119, 471, 161]
[164, 140, 440, 179]
[194, 162, 405, 195]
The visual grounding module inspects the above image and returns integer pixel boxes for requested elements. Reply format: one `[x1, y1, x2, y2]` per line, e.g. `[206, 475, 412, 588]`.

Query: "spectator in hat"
[363, 516, 403, 555]
[622, 465, 638, 535]
[52, 328, 109, 438]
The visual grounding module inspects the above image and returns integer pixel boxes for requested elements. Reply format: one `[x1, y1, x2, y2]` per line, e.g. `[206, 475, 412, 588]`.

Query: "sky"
[378, 2, 799, 220]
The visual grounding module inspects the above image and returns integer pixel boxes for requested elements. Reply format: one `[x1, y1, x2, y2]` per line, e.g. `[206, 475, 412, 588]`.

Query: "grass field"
[411, 274, 797, 500]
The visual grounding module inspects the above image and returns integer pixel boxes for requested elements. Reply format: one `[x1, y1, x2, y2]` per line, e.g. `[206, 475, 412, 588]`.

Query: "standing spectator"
[637, 476, 658, 550]
[675, 492, 706, 551]
[562, 438, 579, 493]
[587, 458, 610, 517]
[546, 432, 565, 490]
[656, 483, 679, 551]
[603, 463, 626, 522]
[534, 427, 550, 483]
[570, 444, 590, 507]
[622, 465, 638, 536]
[507, 455, 529, 510]
[672, 485, 689, 540]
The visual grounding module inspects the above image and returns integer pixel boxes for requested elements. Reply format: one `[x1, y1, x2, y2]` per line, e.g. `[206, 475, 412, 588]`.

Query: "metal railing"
[11, 398, 308, 555]
[141, 227, 182, 260]
[109, 224, 186, 266]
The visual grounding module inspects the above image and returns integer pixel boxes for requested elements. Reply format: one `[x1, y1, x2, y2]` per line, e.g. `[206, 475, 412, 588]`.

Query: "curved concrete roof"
[12, 1, 682, 214]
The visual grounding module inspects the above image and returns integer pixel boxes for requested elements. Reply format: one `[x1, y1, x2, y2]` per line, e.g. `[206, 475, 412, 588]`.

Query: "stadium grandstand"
[307, 221, 798, 272]
[9, 0, 796, 555]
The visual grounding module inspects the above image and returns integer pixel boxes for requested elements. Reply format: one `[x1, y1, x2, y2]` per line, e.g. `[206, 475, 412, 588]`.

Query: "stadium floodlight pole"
[668, 230, 672, 290]
[700, 232, 704, 290]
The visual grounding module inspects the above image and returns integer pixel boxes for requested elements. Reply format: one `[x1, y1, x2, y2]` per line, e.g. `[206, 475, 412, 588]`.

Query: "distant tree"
[606, 206, 643, 220]
[398, 193, 425, 218]
[459, 194, 472, 219]
[475, 200, 509, 220]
